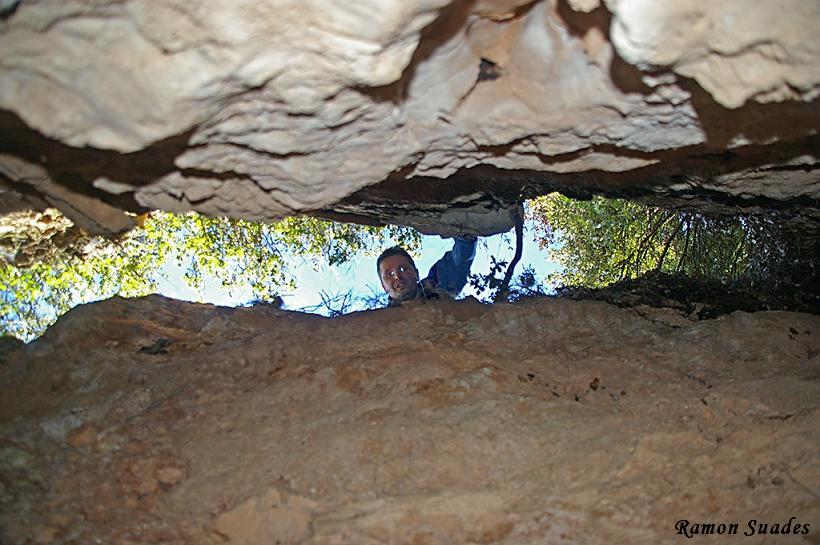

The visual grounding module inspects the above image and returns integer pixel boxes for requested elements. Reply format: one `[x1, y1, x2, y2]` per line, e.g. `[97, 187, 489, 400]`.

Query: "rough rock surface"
[0, 207, 90, 268]
[1, 294, 818, 544]
[0, 0, 818, 235]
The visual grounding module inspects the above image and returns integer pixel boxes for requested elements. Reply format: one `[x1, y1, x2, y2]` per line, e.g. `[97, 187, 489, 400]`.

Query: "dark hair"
[376, 246, 418, 279]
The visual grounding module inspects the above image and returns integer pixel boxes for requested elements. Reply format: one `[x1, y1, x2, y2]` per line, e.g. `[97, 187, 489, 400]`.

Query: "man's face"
[379, 254, 419, 301]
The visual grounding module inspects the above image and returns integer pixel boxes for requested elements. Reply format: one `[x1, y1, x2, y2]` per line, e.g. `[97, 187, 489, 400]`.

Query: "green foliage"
[276, 216, 420, 268]
[1, 225, 173, 341]
[469, 261, 552, 304]
[1, 211, 419, 341]
[467, 255, 510, 300]
[529, 193, 758, 288]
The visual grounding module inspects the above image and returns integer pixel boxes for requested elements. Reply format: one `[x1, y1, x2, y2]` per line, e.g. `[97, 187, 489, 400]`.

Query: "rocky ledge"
[1, 295, 818, 544]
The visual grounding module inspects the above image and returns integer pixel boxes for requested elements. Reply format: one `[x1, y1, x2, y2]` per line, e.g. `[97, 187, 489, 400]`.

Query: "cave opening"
[1, 193, 816, 343]
[1, 1, 819, 542]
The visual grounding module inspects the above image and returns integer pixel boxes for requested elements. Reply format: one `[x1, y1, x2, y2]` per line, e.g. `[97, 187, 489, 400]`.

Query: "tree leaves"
[1, 211, 419, 341]
[529, 193, 763, 289]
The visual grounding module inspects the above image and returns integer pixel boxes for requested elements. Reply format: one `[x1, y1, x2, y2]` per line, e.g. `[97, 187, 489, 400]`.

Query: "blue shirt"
[423, 236, 477, 296]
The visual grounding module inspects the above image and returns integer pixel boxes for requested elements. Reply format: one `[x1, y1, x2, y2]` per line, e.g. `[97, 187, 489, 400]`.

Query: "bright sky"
[153, 222, 561, 313]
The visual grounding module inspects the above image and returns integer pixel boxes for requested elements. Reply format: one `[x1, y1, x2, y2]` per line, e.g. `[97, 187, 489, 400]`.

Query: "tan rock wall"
[1, 295, 818, 544]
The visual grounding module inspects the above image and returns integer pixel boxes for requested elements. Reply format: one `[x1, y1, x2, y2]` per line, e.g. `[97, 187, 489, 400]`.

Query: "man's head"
[377, 246, 420, 301]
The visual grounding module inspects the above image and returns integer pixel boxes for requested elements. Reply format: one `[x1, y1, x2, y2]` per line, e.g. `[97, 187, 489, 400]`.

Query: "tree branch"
[655, 217, 684, 272]
[495, 205, 525, 303]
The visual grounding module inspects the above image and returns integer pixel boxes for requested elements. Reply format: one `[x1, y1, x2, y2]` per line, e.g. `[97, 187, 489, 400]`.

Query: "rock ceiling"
[0, 0, 818, 236]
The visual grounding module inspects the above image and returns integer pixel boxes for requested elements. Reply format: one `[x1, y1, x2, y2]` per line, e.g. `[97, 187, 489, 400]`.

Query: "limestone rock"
[607, 0, 820, 108]
[0, 294, 818, 544]
[0, 0, 817, 235]
[211, 488, 314, 545]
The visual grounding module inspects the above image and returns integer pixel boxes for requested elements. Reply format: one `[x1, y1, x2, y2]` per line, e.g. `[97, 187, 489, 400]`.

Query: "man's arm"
[423, 237, 477, 297]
